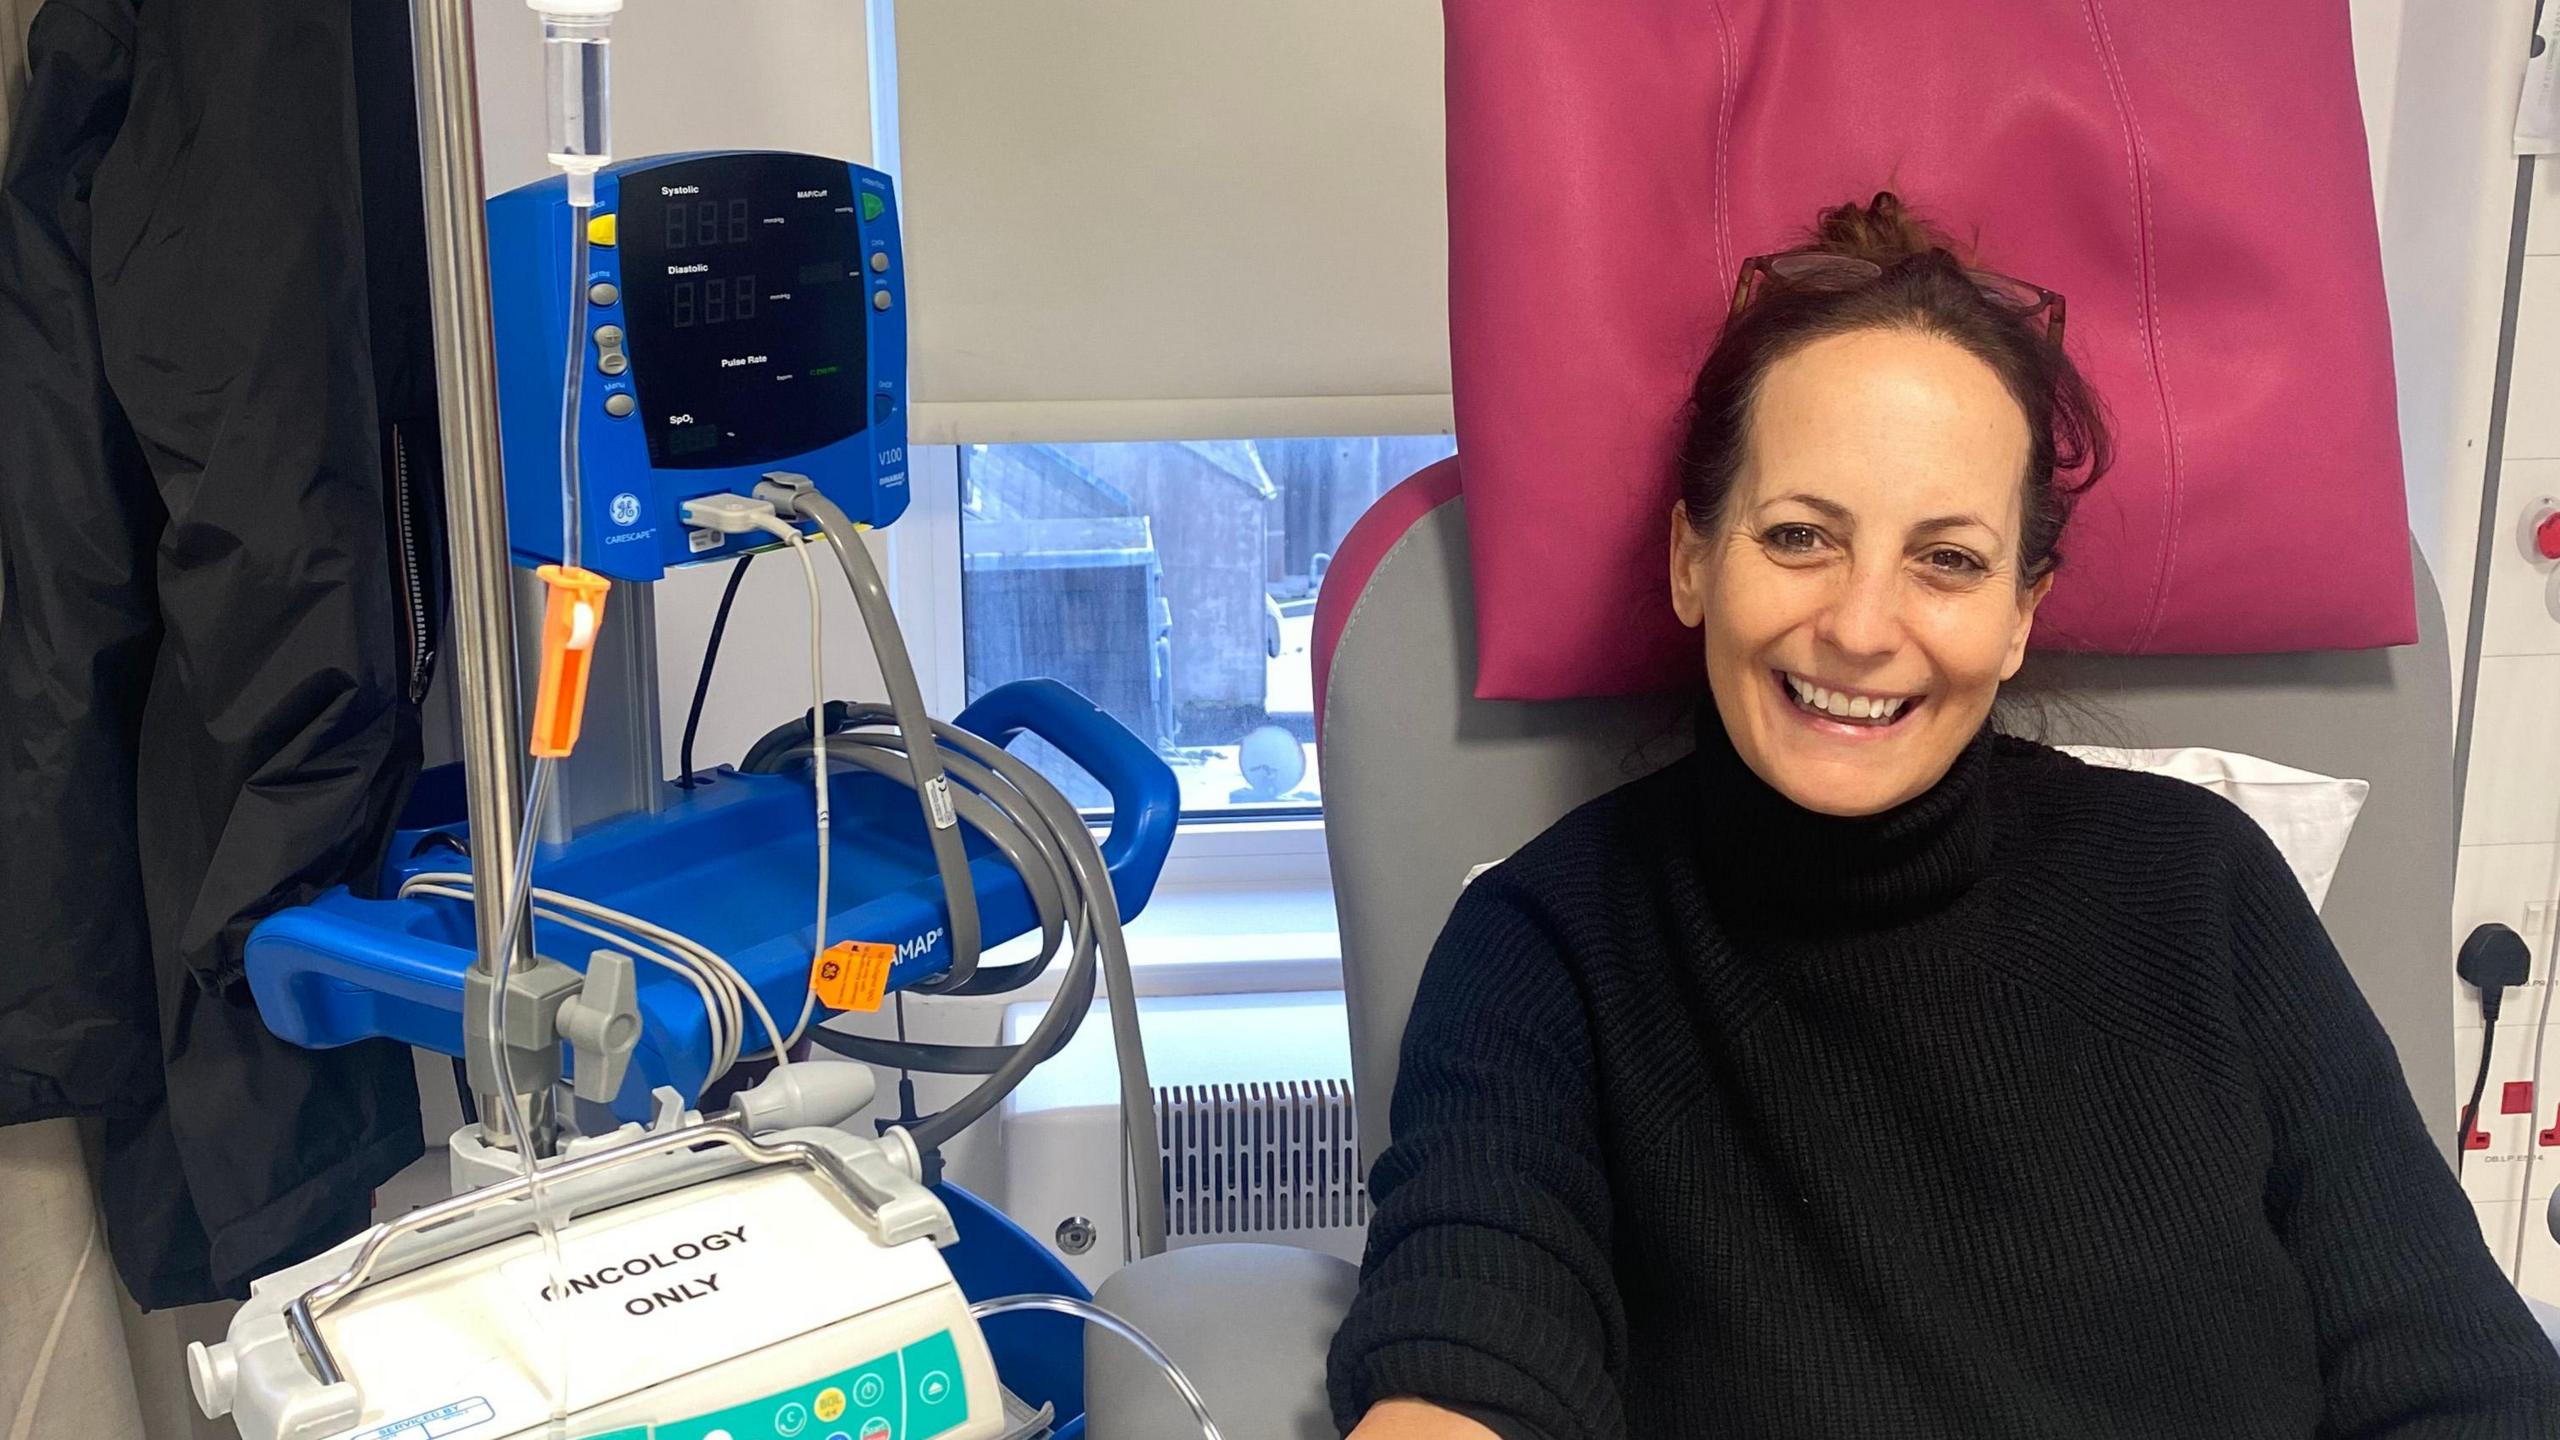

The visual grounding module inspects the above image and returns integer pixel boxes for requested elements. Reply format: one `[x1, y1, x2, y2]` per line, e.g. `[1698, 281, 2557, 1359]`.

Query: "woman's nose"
[1814, 563, 1903, 660]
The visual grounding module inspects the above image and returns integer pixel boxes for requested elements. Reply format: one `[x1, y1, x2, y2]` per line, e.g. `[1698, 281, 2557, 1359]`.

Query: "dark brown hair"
[1678, 192, 2112, 582]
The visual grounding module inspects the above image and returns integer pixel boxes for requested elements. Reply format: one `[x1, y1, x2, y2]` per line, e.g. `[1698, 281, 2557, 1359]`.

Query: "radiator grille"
[1157, 1079, 1371, 1239]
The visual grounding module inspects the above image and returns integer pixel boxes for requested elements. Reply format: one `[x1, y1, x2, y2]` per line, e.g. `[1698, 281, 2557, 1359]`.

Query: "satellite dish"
[1233, 724, 1309, 802]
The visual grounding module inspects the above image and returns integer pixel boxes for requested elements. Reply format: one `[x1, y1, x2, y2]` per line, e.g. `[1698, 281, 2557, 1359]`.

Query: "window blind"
[891, 0, 1452, 443]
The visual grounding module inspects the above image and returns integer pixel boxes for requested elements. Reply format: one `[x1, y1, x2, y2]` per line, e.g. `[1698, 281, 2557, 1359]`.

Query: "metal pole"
[407, 0, 539, 1150]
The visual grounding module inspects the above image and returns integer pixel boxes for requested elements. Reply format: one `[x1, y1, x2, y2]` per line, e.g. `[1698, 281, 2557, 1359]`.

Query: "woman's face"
[1671, 327, 2049, 818]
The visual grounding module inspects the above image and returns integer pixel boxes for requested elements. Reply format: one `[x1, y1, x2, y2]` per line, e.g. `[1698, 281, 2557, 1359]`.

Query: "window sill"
[979, 870, 1342, 998]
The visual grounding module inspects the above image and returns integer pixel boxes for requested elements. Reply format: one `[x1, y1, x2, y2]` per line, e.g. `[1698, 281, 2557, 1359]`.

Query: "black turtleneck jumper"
[1327, 717, 2560, 1438]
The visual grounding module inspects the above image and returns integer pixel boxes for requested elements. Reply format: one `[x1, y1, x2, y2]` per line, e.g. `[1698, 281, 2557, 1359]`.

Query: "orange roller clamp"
[530, 564, 612, 758]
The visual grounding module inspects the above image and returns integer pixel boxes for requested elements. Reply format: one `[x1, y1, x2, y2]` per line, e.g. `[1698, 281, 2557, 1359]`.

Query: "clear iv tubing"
[481, 159, 607, 1420]
[966, 1296, 1227, 1440]
[488, 757, 574, 1429]
[558, 212, 589, 570]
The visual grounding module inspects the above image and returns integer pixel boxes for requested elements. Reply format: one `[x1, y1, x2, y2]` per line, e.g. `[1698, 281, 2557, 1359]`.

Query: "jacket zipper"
[391, 424, 435, 703]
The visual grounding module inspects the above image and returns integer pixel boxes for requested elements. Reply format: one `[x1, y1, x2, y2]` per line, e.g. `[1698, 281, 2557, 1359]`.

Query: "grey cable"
[811, 722, 1098, 1081]
[792, 489, 984, 988]
[752, 497, 1169, 1257]
[821, 709, 1151, 1232]
[821, 730, 1070, 986]
[966, 1295, 1226, 1440]
[752, 703, 1166, 1255]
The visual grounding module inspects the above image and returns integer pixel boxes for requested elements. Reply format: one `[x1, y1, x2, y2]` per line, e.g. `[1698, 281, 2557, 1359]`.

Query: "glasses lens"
[1765, 254, 1883, 288]
[1967, 270, 2048, 314]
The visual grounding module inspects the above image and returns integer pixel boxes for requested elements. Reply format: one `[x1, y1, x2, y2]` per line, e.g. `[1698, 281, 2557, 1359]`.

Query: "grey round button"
[869, 252, 890, 274]
[871, 289, 893, 311]
[598, 352, 628, 376]
[593, 324, 624, 346]
[588, 281, 619, 306]
[603, 392, 635, 417]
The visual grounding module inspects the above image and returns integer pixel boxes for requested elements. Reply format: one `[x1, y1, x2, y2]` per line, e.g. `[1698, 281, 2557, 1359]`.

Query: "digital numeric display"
[617, 153, 871, 471]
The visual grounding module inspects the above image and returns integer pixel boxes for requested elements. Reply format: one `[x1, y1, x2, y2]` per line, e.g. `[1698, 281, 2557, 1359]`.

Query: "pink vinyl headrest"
[1444, 1, 2417, 701]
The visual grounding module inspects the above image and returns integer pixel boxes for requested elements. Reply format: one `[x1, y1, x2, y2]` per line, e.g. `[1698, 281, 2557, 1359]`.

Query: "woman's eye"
[1924, 546, 1986, 575]
[1764, 523, 1824, 554]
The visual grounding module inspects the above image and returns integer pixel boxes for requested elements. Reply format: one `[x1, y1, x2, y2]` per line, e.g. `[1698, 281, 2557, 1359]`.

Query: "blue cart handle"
[956, 679, 1179, 919]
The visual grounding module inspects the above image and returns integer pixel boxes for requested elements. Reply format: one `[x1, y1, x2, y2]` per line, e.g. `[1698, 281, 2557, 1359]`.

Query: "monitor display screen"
[618, 153, 871, 471]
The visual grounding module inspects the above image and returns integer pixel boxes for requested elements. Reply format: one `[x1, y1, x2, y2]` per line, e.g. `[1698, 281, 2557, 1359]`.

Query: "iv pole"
[406, 0, 551, 1154]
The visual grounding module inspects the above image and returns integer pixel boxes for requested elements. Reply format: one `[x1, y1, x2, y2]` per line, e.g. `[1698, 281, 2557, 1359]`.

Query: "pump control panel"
[489, 152, 907, 579]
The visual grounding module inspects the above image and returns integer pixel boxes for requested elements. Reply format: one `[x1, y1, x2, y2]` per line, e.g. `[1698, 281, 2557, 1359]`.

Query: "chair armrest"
[1088, 1243, 1359, 1439]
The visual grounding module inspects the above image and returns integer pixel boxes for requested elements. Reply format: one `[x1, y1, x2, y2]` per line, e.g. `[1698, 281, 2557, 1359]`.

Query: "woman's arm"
[2226, 817, 2560, 1434]
[1326, 877, 1627, 1440]
[1345, 1399, 1506, 1439]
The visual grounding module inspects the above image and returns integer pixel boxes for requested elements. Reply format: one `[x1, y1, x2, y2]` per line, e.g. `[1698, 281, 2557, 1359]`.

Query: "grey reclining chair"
[1084, 462, 2543, 1438]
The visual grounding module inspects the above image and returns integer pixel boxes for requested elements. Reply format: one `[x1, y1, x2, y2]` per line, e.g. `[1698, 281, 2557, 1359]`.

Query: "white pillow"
[2059, 746, 2368, 912]
[1457, 746, 2370, 912]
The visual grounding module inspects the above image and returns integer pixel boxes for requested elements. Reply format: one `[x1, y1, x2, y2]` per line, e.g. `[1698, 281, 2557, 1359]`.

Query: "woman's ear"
[1670, 502, 1708, 629]
[2001, 569, 2055, 680]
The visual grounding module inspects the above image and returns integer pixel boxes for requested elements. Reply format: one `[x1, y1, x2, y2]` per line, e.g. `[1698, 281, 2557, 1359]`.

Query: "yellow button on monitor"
[586, 212, 617, 248]
[813, 1387, 846, 1424]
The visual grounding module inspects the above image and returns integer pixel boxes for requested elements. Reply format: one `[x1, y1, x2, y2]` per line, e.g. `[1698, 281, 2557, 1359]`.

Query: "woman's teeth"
[1784, 673, 1910, 724]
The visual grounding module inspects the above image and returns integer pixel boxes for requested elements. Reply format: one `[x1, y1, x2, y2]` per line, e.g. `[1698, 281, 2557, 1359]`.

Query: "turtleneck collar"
[1686, 700, 1997, 929]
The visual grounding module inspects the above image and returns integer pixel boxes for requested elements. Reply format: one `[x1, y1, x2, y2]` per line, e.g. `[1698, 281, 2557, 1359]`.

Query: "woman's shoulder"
[1460, 758, 1690, 912]
[1986, 733, 2263, 860]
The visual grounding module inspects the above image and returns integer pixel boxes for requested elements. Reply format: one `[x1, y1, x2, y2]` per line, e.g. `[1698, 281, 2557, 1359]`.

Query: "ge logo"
[609, 492, 642, 527]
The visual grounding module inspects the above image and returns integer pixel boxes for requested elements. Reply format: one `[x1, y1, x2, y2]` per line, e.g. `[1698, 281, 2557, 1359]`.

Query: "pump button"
[860, 193, 885, 223]
[586, 213, 617, 248]
[603, 392, 635, 418]
[588, 281, 619, 307]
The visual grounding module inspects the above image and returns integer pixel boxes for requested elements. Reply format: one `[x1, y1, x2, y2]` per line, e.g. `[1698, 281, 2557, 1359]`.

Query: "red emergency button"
[2535, 506, 2560, 562]
[2504, 1080, 2537, 1115]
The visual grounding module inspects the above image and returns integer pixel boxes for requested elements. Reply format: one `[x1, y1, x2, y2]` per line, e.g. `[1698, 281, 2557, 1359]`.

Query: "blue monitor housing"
[488, 151, 908, 579]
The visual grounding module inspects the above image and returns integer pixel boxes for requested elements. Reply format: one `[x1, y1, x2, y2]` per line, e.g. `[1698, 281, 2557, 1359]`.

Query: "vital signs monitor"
[489, 151, 909, 580]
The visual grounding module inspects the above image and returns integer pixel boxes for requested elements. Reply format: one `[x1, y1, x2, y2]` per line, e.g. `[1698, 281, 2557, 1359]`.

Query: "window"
[956, 437, 1456, 818]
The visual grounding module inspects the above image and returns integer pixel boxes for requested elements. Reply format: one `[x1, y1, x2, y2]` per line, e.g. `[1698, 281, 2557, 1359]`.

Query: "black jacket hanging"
[0, 0, 439, 1307]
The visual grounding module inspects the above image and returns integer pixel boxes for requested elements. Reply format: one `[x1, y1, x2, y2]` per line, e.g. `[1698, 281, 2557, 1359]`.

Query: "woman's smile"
[1773, 669, 1924, 735]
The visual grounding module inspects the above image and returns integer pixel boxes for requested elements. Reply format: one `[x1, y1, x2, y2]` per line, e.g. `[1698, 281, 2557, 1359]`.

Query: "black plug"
[2455, 923, 2534, 1171]
[2460, 922, 2534, 1023]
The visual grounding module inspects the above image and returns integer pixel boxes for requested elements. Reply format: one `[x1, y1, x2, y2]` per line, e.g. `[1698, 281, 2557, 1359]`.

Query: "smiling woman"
[1668, 193, 2108, 818]
[1327, 193, 2560, 1440]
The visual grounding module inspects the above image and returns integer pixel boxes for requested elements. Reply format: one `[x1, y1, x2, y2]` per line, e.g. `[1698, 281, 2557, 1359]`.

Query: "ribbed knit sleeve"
[2225, 812, 2560, 1435]
[1327, 875, 1625, 1440]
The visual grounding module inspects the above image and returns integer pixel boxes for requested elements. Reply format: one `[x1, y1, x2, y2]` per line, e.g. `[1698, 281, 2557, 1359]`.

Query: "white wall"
[2362, 1, 2544, 650]
[2350, 1, 2560, 1298]
[2457, 143, 2560, 1294]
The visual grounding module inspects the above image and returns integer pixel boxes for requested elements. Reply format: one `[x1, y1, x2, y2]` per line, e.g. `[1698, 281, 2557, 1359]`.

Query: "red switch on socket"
[2542, 1106, 2560, 1148]
[2534, 505, 2560, 562]
[2466, 1111, 2494, 1151]
[2504, 1081, 2537, 1115]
